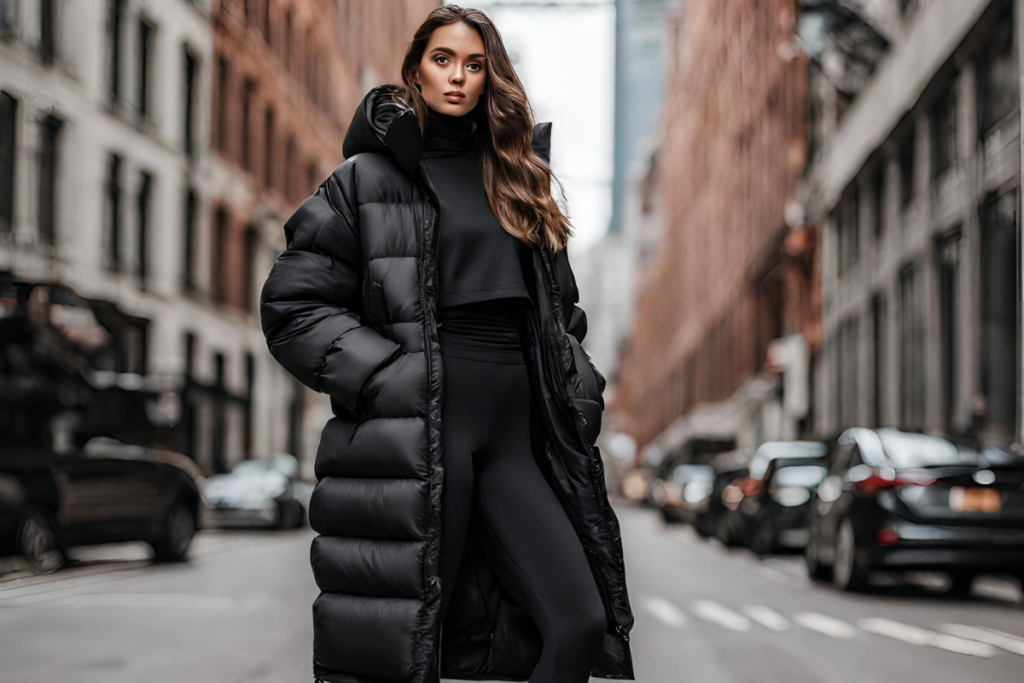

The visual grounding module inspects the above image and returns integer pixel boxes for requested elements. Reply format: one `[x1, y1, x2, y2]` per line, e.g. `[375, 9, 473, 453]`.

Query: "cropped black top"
[420, 106, 533, 310]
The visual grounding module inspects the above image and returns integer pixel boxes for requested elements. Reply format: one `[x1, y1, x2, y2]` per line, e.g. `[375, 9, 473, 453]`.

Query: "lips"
[444, 92, 465, 101]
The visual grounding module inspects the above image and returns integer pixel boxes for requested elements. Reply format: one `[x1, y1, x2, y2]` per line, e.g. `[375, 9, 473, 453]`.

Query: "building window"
[106, 0, 126, 105]
[0, 0, 18, 38]
[898, 263, 925, 429]
[244, 352, 255, 457]
[242, 78, 256, 172]
[871, 294, 886, 428]
[838, 316, 859, 430]
[264, 108, 274, 189]
[980, 191, 1018, 442]
[978, 3, 1017, 135]
[931, 81, 958, 178]
[39, 0, 55, 64]
[215, 55, 228, 152]
[0, 92, 16, 235]
[244, 224, 259, 313]
[103, 153, 122, 271]
[137, 171, 152, 287]
[871, 163, 884, 242]
[183, 46, 198, 157]
[284, 9, 293, 72]
[936, 230, 961, 432]
[836, 186, 859, 277]
[212, 351, 227, 473]
[285, 135, 295, 199]
[37, 115, 61, 245]
[183, 187, 196, 291]
[136, 19, 154, 121]
[212, 206, 229, 303]
[898, 130, 914, 209]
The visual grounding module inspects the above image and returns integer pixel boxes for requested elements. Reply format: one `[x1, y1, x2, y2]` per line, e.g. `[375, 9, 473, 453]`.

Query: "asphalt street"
[1, 500, 1022, 682]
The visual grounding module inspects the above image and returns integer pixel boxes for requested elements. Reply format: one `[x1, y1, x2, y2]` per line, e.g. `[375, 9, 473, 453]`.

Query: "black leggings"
[437, 344, 607, 682]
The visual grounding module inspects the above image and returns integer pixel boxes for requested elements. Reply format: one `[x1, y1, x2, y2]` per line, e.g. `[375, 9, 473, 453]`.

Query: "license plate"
[948, 487, 1001, 513]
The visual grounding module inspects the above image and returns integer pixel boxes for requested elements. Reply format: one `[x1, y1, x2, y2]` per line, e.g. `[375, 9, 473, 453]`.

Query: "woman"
[261, 6, 634, 683]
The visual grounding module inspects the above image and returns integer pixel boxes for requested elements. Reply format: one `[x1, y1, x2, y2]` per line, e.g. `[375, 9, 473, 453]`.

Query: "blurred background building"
[0, 0, 439, 479]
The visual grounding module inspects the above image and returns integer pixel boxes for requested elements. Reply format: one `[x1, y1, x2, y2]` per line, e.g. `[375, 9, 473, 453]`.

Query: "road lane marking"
[941, 624, 1024, 657]
[742, 605, 791, 631]
[25, 592, 237, 610]
[642, 596, 688, 629]
[859, 618, 995, 657]
[690, 600, 752, 632]
[793, 612, 858, 638]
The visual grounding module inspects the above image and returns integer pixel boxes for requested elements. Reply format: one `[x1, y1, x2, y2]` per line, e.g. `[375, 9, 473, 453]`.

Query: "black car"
[716, 440, 829, 548]
[695, 448, 753, 539]
[659, 463, 716, 525]
[746, 456, 829, 555]
[805, 428, 1024, 593]
[0, 279, 203, 574]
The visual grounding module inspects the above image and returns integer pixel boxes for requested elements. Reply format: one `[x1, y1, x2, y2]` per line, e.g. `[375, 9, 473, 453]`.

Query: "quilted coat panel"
[311, 536, 424, 598]
[312, 592, 421, 679]
[309, 477, 428, 540]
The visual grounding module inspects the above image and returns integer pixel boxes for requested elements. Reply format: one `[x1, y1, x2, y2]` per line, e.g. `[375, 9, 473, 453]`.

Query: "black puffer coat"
[260, 83, 634, 683]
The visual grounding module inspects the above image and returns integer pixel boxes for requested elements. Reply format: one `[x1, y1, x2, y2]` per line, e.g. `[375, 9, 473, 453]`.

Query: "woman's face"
[415, 21, 487, 116]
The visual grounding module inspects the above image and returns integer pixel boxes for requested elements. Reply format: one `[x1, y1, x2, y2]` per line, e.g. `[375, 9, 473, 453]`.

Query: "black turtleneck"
[421, 106, 533, 312]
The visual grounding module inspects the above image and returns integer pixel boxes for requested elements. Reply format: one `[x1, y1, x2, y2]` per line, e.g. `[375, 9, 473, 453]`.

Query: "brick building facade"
[620, 0, 815, 463]
[206, 0, 439, 476]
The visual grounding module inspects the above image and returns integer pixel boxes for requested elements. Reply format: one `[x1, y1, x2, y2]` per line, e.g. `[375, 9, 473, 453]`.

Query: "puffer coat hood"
[261, 82, 634, 683]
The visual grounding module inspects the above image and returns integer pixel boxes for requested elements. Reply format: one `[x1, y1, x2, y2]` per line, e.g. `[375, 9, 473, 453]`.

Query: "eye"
[434, 55, 449, 65]
[467, 63, 482, 72]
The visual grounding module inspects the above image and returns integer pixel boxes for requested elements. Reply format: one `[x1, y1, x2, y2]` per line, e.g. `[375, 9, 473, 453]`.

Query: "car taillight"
[853, 468, 936, 496]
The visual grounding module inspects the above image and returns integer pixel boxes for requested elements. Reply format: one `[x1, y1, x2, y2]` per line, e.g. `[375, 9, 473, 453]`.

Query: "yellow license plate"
[948, 487, 1001, 513]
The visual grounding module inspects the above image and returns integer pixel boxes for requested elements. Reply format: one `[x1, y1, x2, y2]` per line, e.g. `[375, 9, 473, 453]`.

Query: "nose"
[450, 68, 464, 86]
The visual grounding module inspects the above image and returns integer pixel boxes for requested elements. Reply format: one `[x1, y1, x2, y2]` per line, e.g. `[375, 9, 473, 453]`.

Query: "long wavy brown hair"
[399, 5, 573, 253]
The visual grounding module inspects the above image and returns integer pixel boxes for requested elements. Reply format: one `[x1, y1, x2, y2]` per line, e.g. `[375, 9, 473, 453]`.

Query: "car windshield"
[877, 430, 978, 468]
[749, 441, 828, 479]
[669, 465, 714, 483]
[772, 465, 828, 488]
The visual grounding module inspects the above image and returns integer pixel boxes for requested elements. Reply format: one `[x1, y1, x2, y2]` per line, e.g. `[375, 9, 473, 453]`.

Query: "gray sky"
[442, 1, 616, 251]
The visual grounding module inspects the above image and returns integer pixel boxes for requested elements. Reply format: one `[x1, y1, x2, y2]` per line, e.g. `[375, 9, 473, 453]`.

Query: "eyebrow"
[429, 46, 487, 59]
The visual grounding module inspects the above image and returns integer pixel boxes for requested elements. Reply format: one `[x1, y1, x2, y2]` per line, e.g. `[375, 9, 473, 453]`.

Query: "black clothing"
[438, 349, 607, 682]
[260, 82, 631, 683]
[421, 107, 532, 309]
[437, 297, 530, 364]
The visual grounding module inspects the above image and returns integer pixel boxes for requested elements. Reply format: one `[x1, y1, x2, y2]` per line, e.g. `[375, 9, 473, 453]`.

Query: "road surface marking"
[793, 612, 858, 638]
[28, 592, 237, 610]
[642, 596, 688, 629]
[941, 624, 1024, 657]
[859, 618, 995, 657]
[742, 605, 791, 631]
[690, 600, 753, 632]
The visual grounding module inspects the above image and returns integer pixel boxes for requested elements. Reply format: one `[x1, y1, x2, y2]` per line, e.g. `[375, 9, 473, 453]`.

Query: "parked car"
[660, 463, 716, 525]
[696, 448, 754, 539]
[199, 454, 307, 530]
[716, 441, 829, 547]
[0, 279, 202, 574]
[805, 428, 1024, 593]
[746, 456, 829, 555]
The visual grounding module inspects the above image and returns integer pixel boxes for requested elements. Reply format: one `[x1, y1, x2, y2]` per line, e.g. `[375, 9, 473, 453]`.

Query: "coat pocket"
[363, 279, 392, 326]
[570, 397, 602, 447]
[566, 334, 606, 409]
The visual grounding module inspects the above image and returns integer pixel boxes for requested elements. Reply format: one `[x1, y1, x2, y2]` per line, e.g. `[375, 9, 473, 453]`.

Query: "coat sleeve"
[260, 160, 404, 416]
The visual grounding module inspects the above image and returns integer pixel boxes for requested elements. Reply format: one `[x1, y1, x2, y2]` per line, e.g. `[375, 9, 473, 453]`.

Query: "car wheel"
[833, 517, 869, 592]
[804, 535, 832, 582]
[946, 571, 976, 597]
[276, 500, 302, 530]
[17, 509, 65, 574]
[151, 499, 196, 563]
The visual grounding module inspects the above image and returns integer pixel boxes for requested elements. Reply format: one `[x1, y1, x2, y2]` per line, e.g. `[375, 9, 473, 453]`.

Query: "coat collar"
[341, 82, 552, 175]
